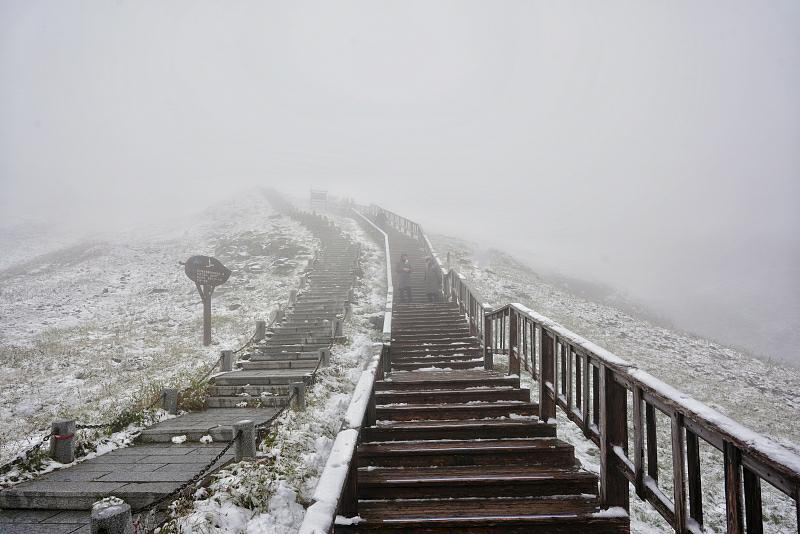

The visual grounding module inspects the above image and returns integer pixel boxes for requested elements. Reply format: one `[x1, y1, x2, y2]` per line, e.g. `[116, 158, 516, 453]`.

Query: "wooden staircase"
[337, 228, 629, 533]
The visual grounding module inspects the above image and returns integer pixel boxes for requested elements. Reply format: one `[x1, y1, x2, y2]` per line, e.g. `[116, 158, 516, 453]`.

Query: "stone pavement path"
[0, 443, 231, 533]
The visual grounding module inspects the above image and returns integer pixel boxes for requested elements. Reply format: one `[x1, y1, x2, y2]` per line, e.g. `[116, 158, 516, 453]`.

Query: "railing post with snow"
[483, 314, 493, 370]
[221, 350, 234, 372]
[599, 365, 630, 512]
[254, 320, 266, 342]
[162, 388, 178, 415]
[233, 419, 256, 461]
[91, 498, 133, 534]
[508, 308, 520, 376]
[538, 328, 556, 422]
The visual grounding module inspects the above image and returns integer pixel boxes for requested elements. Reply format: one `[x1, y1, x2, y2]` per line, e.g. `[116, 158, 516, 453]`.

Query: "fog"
[2, 1, 798, 362]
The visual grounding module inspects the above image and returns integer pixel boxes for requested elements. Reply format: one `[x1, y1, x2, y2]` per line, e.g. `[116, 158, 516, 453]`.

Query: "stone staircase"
[0, 210, 364, 532]
[206, 213, 360, 411]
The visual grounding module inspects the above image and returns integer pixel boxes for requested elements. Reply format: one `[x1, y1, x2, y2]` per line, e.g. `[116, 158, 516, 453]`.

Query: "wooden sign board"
[184, 255, 231, 346]
[184, 256, 231, 286]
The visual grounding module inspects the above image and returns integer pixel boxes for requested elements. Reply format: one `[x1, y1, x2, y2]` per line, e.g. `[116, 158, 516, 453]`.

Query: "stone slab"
[0, 442, 233, 510]
[138, 407, 278, 443]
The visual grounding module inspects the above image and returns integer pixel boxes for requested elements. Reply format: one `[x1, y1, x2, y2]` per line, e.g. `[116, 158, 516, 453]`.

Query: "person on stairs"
[424, 256, 442, 302]
[397, 253, 413, 303]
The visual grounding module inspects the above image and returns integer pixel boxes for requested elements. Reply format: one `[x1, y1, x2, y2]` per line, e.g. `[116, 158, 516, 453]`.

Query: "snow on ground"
[432, 234, 800, 534]
[161, 213, 386, 533]
[0, 191, 317, 465]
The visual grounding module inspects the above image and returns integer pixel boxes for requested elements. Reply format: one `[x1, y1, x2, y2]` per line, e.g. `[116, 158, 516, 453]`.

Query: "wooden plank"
[686, 429, 703, 527]
[566, 345, 573, 410]
[599, 365, 630, 510]
[672, 413, 688, 533]
[483, 314, 493, 371]
[592, 363, 600, 427]
[560, 343, 568, 397]
[509, 309, 519, 376]
[575, 349, 582, 410]
[646, 403, 658, 482]
[743, 467, 763, 534]
[724, 441, 744, 534]
[581, 353, 590, 427]
[539, 329, 556, 422]
[633, 387, 645, 498]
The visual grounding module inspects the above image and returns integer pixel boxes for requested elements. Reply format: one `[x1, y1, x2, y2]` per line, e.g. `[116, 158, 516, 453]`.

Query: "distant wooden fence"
[362, 203, 800, 534]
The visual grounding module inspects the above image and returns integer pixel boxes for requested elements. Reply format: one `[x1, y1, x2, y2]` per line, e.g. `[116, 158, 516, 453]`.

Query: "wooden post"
[199, 284, 212, 346]
[724, 441, 744, 533]
[484, 314, 493, 370]
[671, 413, 687, 533]
[686, 429, 704, 527]
[633, 387, 645, 498]
[646, 404, 659, 482]
[566, 346, 573, 409]
[339, 454, 358, 517]
[508, 309, 519, 376]
[592, 364, 600, 427]
[539, 329, 556, 423]
[743, 468, 763, 534]
[599, 366, 630, 511]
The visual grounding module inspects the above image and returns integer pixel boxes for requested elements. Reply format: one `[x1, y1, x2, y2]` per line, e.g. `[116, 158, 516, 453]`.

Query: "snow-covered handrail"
[485, 301, 800, 533]
[364, 202, 800, 534]
[350, 208, 392, 341]
[298, 209, 394, 534]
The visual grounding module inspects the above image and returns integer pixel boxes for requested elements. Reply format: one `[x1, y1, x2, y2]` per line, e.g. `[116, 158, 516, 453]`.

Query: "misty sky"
[1, 1, 799, 361]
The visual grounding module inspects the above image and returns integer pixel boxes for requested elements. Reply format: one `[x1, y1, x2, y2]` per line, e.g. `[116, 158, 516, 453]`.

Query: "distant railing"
[366, 203, 800, 534]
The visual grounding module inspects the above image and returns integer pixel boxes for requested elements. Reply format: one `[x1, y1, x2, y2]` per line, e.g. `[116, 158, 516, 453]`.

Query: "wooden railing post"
[686, 429, 704, 527]
[484, 314, 493, 370]
[539, 328, 556, 422]
[743, 468, 763, 534]
[508, 309, 519, 376]
[724, 441, 744, 533]
[599, 366, 630, 511]
[633, 387, 645, 499]
[671, 413, 688, 533]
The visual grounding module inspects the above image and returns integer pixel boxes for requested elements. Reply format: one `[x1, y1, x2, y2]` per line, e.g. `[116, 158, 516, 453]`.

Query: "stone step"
[240, 359, 318, 370]
[205, 396, 289, 409]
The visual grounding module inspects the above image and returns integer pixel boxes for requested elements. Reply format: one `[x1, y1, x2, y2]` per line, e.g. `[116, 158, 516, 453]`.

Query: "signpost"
[183, 255, 231, 346]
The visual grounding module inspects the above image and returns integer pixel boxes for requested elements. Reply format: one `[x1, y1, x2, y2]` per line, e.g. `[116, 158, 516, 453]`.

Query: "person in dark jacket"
[396, 253, 412, 303]
[424, 256, 442, 302]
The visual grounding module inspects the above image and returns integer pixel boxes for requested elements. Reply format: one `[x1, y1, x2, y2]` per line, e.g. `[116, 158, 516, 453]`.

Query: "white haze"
[1, 1, 798, 362]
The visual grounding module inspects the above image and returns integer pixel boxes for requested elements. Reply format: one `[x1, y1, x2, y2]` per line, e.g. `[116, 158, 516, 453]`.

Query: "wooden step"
[376, 401, 537, 421]
[376, 372, 519, 391]
[338, 496, 629, 533]
[376, 387, 530, 405]
[391, 359, 484, 372]
[358, 465, 598, 499]
[357, 438, 575, 468]
[364, 418, 556, 441]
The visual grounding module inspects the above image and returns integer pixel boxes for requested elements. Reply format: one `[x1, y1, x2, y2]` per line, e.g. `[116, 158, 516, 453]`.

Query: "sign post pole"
[184, 256, 231, 347]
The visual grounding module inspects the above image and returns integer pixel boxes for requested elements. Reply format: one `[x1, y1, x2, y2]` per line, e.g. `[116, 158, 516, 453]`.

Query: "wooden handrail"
[364, 203, 800, 534]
